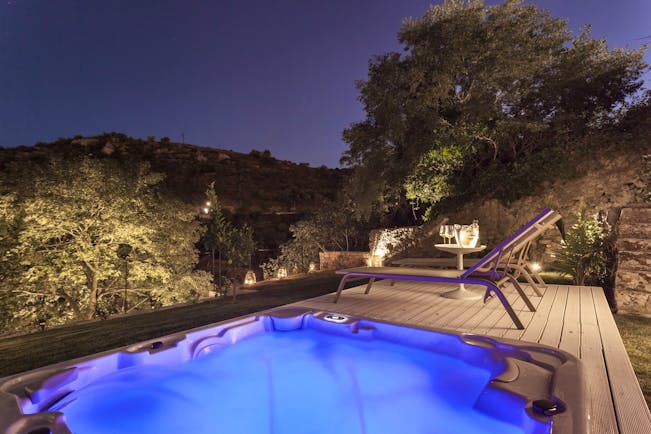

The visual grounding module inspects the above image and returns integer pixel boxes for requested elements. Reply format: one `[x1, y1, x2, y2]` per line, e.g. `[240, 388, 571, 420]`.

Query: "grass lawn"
[537, 270, 574, 284]
[614, 313, 651, 408]
[0, 271, 358, 377]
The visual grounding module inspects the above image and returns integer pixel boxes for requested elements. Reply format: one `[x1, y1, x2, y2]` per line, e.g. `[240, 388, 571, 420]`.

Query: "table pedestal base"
[441, 284, 483, 300]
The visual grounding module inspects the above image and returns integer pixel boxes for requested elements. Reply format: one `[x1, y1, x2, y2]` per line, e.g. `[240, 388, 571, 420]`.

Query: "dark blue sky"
[1, 1, 649, 167]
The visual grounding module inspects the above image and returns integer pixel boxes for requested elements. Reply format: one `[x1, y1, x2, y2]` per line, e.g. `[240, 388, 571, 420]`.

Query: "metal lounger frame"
[393, 211, 561, 296]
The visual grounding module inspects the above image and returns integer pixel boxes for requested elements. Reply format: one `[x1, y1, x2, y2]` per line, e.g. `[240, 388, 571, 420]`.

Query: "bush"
[260, 195, 373, 279]
[262, 237, 318, 279]
[261, 258, 280, 280]
[553, 203, 611, 286]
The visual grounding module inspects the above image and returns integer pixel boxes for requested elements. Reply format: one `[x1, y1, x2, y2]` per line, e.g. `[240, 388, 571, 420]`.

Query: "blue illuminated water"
[50, 329, 537, 434]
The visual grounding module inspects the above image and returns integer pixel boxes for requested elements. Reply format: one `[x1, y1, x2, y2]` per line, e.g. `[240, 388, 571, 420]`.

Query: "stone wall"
[374, 152, 645, 268]
[357, 152, 649, 315]
[615, 205, 651, 317]
[318, 251, 370, 270]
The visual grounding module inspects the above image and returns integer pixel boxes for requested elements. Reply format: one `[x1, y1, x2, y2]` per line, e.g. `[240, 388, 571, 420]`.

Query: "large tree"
[342, 0, 647, 218]
[0, 158, 211, 332]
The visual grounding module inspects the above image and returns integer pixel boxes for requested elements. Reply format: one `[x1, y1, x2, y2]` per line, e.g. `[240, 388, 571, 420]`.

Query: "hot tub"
[0, 308, 586, 434]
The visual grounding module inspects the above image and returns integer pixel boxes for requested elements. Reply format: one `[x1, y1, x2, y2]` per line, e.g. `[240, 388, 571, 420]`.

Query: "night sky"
[1, 1, 649, 167]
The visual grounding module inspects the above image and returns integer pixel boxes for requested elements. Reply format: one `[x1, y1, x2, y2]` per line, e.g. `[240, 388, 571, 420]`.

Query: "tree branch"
[475, 135, 499, 161]
[98, 288, 151, 298]
[127, 297, 151, 313]
[15, 290, 53, 297]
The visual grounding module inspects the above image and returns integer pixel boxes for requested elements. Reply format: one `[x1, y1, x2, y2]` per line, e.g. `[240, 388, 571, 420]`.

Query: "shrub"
[262, 236, 318, 279]
[554, 203, 610, 286]
[261, 258, 280, 280]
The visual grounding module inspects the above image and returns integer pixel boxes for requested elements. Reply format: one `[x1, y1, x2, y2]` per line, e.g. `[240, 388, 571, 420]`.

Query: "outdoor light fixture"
[373, 247, 386, 257]
[202, 207, 210, 214]
[277, 267, 288, 279]
[369, 247, 386, 267]
[308, 262, 317, 272]
[244, 270, 256, 285]
[531, 262, 542, 272]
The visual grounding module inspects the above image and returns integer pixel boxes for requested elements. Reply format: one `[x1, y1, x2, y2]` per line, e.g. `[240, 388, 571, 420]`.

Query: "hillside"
[0, 133, 347, 249]
[0, 133, 345, 212]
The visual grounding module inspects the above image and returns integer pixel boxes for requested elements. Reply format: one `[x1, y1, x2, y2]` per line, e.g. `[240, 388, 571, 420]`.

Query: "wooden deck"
[287, 280, 651, 434]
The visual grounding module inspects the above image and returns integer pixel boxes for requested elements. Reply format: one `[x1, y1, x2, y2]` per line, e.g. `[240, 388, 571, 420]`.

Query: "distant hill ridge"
[0, 133, 346, 215]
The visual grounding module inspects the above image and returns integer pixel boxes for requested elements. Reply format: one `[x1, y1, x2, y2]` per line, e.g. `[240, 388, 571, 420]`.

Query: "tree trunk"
[86, 273, 99, 320]
[218, 250, 222, 291]
[576, 263, 586, 286]
[58, 289, 81, 319]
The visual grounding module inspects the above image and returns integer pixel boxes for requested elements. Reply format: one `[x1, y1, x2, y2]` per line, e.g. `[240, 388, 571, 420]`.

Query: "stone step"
[614, 206, 651, 316]
[615, 287, 651, 316]
[618, 223, 651, 239]
[614, 271, 651, 316]
[617, 250, 651, 272]
[620, 206, 651, 225]
[616, 238, 651, 252]
[615, 270, 651, 295]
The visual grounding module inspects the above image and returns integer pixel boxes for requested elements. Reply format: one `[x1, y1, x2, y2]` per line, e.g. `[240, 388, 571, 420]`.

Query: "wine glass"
[444, 225, 455, 244]
[439, 225, 447, 244]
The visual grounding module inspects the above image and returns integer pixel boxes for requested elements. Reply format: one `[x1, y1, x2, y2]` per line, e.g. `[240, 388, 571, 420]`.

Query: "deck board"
[539, 285, 569, 348]
[287, 280, 650, 434]
[519, 284, 558, 343]
[579, 286, 618, 434]
[592, 286, 651, 434]
[559, 284, 582, 356]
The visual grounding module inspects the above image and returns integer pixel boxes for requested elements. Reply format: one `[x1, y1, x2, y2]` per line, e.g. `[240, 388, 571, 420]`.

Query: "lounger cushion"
[392, 258, 465, 268]
[335, 266, 464, 279]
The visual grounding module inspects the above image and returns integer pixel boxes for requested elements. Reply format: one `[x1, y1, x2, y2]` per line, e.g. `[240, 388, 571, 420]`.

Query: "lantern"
[243, 270, 256, 285]
[277, 267, 288, 279]
[308, 262, 317, 272]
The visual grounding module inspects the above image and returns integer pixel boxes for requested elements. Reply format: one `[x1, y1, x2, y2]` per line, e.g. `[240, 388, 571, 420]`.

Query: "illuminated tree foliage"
[262, 223, 320, 278]
[0, 158, 211, 332]
[0, 191, 24, 330]
[202, 183, 255, 290]
[262, 195, 371, 277]
[342, 0, 647, 218]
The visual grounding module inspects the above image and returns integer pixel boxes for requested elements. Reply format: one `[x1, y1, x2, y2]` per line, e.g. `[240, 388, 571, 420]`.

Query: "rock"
[71, 137, 99, 146]
[101, 141, 116, 155]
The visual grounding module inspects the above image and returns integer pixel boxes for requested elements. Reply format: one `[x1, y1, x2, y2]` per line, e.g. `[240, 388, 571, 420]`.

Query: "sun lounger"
[334, 209, 561, 330]
[391, 210, 562, 296]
